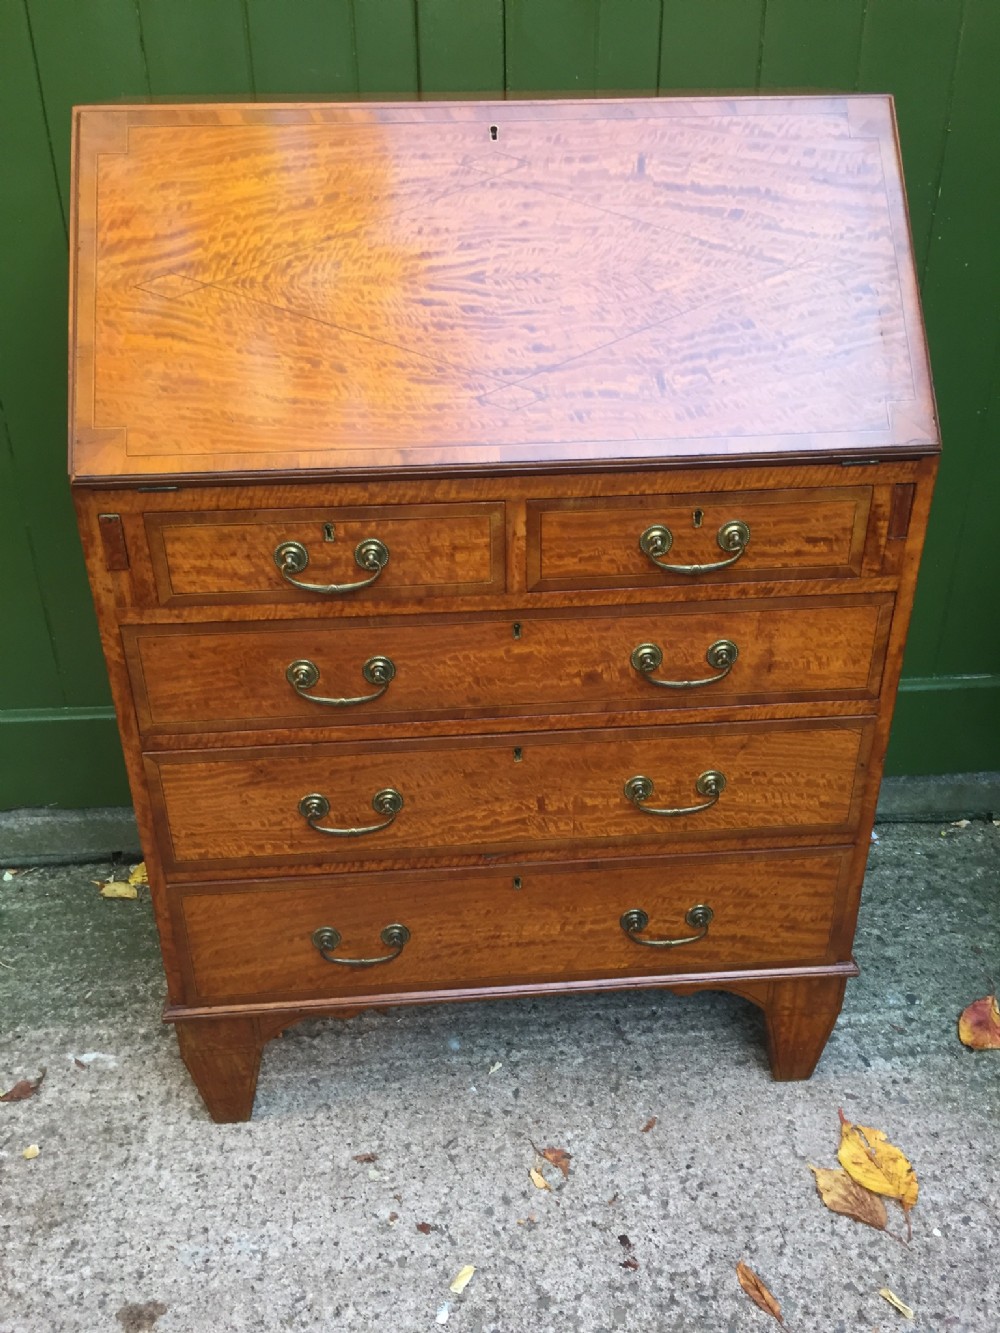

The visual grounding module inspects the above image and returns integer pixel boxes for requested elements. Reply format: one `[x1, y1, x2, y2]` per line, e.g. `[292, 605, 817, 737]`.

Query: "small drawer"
[145, 719, 872, 874]
[174, 847, 852, 1004]
[527, 486, 872, 590]
[144, 502, 505, 607]
[125, 595, 892, 735]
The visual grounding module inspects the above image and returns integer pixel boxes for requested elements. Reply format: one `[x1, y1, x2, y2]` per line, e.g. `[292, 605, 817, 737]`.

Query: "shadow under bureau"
[70, 96, 938, 1121]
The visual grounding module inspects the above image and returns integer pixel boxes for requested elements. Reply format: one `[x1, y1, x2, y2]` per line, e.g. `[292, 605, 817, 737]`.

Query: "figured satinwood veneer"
[71, 96, 938, 1121]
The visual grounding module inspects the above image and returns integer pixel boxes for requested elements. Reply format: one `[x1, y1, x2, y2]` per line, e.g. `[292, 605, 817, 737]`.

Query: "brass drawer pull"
[639, 520, 750, 576]
[286, 655, 396, 707]
[620, 904, 713, 948]
[274, 537, 390, 594]
[630, 639, 738, 689]
[298, 788, 403, 837]
[311, 923, 411, 967]
[624, 770, 726, 817]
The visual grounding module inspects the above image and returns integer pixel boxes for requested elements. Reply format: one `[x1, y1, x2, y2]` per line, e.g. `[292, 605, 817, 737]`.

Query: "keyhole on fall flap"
[513, 747, 523, 762]
[490, 124, 498, 141]
[512, 876, 522, 891]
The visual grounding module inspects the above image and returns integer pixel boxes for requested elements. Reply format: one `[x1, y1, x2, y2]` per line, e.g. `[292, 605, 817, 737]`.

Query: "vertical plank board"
[759, 0, 867, 89]
[0, 0, 112, 706]
[0, 403, 63, 708]
[931, 325, 1000, 676]
[659, 0, 763, 91]
[505, 0, 600, 93]
[353, 0, 419, 93]
[26, 0, 148, 214]
[857, 0, 964, 279]
[417, 0, 504, 94]
[898, 0, 1000, 676]
[595, 0, 662, 92]
[138, 0, 254, 96]
[245, 0, 357, 95]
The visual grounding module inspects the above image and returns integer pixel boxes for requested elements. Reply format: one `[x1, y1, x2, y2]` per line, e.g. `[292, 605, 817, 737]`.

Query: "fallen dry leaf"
[416, 1221, 435, 1235]
[1, 1068, 46, 1102]
[128, 862, 149, 886]
[810, 1166, 888, 1231]
[22, 1144, 40, 1160]
[387, 1211, 399, 1224]
[449, 1265, 475, 1295]
[74, 1057, 87, 1071]
[116, 1301, 168, 1332]
[958, 994, 1000, 1050]
[529, 1166, 551, 1191]
[837, 1110, 918, 1213]
[879, 1288, 914, 1319]
[539, 1145, 572, 1179]
[641, 1117, 657, 1133]
[352, 1152, 378, 1163]
[618, 1234, 633, 1250]
[620, 1256, 639, 1271]
[950, 819, 971, 829]
[736, 1262, 785, 1327]
[95, 878, 138, 900]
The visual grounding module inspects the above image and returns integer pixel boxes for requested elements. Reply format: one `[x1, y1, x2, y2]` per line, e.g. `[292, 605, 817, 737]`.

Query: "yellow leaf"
[837, 1110, 918, 1212]
[127, 862, 149, 887]
[22, 1144, 40, 1160]
[810, 1166, 887, 1231]
[879, 1288, 914, 1319]
[529, 1166, 551, 1191]
[449, 1265, 475, 1295]
[736, 1261, 785, 1326]
[958, 994, 1000, 1050]
[98, 881, 138, 900]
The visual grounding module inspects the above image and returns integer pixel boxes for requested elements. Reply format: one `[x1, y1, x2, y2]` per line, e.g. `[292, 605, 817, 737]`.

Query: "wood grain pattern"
[144, 502, 506, 605]
[124, 596, 892, 734]
[146, 719, 872, 872]
[69, 96, 938, 482]
[527, 485, 871, 589]
[176, 848, 852, 1004]
[68, 95, 940, 1119]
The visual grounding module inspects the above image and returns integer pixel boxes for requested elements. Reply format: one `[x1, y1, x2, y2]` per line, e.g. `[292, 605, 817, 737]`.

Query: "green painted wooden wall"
[1, 0, 998, 809]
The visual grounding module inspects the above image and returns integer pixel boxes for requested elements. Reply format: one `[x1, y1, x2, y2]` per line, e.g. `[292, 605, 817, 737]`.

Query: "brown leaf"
[618, 1234, 633, 1250]
[416, 1221, 435, 1235]
[1, 1068, 46, 1102]
[958, 994, 1000, 1050]
[607, 1193, 619, 1207]
[810, 1166, 888, 1231]
[641, 1117, 657, 1133]
[620, 1256, 639, 1271]
[74, 1058, 87, 1071]
[387, 1212, 399, 1224]
[538, 1145, 572, 1178]
[352, 1152, 378, 1163]
[736, 1262, 785, 1327]
[837, 1110, 918, 1212]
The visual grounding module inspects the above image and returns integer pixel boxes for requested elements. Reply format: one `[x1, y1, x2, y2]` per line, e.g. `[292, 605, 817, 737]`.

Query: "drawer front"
[147, 720, 871, 872]
[144, 503, 505, 606]
[127, 597, 891, 733]
[175, 848, 851, 1004]
[527, 486, 872, 590]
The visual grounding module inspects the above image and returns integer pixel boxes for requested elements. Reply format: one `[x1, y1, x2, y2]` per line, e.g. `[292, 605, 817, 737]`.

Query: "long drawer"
[125, 596, 892, 735]
[174, 847, 853, 1004]
[145, 719, 873, 873]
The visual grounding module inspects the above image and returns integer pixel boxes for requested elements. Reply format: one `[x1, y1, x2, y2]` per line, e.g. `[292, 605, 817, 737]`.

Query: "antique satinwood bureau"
[69, 96, 938, 1121]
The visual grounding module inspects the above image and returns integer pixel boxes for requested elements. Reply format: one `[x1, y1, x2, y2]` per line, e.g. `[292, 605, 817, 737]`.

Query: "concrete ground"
[0, 821, 997, 1333]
